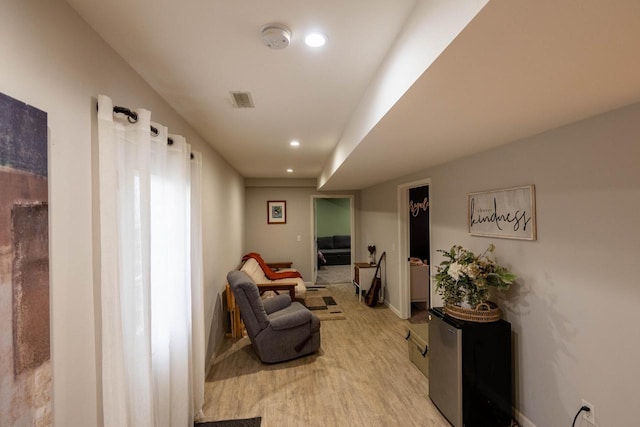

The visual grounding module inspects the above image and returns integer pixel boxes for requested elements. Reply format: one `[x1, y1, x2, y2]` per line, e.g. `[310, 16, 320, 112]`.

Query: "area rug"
[195, 417, 261, 427]
[303, 286, 346, 320]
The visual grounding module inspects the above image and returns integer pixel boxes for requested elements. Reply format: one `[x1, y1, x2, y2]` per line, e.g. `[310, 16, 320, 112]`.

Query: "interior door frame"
[309, 194, 355, 284]
[397, 178, 431, 319]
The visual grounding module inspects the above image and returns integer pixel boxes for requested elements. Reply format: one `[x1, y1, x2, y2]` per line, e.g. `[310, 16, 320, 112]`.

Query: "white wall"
[354, 182, 400, 305]
[0, 1, 244, 425]
[244, 185, 317, 280]
[359, 102, 640, 426]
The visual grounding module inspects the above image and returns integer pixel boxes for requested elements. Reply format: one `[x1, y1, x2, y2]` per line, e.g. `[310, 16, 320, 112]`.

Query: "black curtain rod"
[109, 105, 194, 159]
[112, 106, 173, 145]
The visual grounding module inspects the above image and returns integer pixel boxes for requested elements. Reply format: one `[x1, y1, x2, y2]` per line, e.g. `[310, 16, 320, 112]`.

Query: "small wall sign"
[468, 185, 536, 240]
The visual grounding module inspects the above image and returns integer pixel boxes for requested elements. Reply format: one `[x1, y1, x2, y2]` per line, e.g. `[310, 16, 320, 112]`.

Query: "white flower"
[448, 262, 464, 280]
[463, 263, 480, 279]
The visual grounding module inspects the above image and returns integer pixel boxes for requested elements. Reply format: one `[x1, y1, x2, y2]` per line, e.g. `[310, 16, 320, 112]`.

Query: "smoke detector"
[261, 24, 291, 49]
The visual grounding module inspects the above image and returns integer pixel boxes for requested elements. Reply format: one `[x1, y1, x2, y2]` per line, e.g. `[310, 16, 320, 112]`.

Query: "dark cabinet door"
[429, 308, 512, 427]
[461, 320, 512, 426]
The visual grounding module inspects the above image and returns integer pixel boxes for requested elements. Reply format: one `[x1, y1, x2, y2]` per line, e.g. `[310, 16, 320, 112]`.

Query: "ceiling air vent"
[230, 91, 254, 108]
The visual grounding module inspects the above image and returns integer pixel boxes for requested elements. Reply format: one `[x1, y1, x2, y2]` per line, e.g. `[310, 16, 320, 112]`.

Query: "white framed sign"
[468, 185, 536, 240]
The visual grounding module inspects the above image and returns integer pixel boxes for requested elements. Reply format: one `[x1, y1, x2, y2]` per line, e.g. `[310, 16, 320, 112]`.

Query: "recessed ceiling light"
[290, 140, 300, 147]
[286, 168, 294, 173]
[305, 32, 327, 48]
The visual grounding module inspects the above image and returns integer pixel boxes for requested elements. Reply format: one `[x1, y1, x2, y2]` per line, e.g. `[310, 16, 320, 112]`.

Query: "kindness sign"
[468, 185, 536, 240]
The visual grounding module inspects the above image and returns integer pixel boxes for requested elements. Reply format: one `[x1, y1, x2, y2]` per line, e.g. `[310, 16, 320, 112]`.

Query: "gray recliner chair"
[227, 270, 321, 363]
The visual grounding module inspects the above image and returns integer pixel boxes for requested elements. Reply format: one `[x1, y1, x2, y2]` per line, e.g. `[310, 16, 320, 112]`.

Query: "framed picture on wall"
[267, 200, 286, 224]
[468, 185, 536, 240]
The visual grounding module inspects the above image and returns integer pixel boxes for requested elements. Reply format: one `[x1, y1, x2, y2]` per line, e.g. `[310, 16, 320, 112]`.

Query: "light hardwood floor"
[202, 283, 450, 427]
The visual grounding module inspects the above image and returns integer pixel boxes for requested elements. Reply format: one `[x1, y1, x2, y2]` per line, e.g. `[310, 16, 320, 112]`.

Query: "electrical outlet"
[582, 399, 595, 424]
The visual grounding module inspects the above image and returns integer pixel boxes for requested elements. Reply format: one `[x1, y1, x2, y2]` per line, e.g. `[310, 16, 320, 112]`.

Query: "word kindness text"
[469, 198, 531, 231]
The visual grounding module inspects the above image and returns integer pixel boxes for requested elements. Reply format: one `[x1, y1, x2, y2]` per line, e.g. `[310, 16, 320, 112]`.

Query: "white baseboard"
[386, 302, 402, 317]
[514, 408, 536, 427]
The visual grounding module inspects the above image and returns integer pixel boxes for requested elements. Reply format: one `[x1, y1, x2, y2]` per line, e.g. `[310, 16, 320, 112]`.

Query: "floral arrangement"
[435, 244, 516, 308]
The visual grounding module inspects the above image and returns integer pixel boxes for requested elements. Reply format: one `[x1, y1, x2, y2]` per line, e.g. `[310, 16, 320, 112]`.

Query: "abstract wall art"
[0, 92, 50, 426]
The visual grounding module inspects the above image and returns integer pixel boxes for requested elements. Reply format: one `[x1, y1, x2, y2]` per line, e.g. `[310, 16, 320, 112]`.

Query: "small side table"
[226, 284, 243, 338]
[353, 262, 377, 302]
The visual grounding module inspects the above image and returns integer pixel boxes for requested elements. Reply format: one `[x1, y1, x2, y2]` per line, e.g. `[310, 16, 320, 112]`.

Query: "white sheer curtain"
[97, 94, 204, 427]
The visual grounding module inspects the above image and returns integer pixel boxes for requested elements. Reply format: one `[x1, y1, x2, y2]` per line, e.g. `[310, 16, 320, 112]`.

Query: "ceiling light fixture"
[261, 24, 291, 50]
[305, 32, 327, 48]
[286, 168, 294, 173]
[290, 140, 300, 147]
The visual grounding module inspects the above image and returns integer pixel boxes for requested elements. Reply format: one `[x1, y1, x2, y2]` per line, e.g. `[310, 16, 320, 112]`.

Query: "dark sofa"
[317, 235, 351, 265]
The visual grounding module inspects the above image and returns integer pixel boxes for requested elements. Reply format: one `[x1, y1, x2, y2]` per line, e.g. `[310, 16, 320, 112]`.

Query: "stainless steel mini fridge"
[428, 307, 512, 427]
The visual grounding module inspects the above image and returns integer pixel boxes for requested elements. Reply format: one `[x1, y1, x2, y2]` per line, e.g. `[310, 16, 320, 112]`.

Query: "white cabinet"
[353, 262, 377, 302]
[410, 264, 429, 303]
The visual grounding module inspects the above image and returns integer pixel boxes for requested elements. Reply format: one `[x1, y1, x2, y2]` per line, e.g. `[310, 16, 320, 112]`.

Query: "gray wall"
[358, 102, 640, 426]
[244, 185, 317, 280]
[0, 1, 245, 425]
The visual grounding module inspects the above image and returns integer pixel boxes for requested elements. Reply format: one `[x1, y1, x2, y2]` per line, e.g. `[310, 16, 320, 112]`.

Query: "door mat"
[195, 417, 261, 427]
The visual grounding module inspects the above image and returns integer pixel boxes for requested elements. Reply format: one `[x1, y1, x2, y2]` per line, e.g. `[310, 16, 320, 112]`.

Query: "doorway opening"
[310, 195, 354, 285]
[408, 185, 430, 322]
[397, 179, 431, 320]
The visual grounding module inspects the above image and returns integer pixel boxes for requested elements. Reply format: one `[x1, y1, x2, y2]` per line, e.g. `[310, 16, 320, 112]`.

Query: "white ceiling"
[66, 0, 640, 190]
